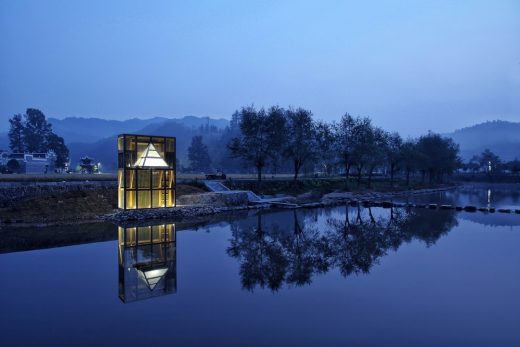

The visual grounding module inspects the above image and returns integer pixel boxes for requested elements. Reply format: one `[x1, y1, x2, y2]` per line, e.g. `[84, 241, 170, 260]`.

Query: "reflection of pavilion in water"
[118, 223, 176, 303]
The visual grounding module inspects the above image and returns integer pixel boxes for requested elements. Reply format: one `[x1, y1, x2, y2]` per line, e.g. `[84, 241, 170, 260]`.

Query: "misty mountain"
[445, 120, 520, 161]
[48, 115, 228, 144]
[67, 117, 227, 172]
[6, 114, 520, 171]
[47, 117, 169, 143]
[170, 116, 229, 130]
[0, 115, 230, 171]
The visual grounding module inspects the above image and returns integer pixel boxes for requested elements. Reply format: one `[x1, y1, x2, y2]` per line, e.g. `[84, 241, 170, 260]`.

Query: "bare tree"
[385, 132, 403, 185]
[334, 114, 357, 185]
[228, 106, 286, 182]
[315, 121, 336, 175]
[284, 108, 316, 180]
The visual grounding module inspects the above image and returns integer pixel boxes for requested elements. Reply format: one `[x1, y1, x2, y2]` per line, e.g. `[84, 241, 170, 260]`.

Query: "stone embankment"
[103, 186, 520, 223]
[105, 187, 458, 222]
[104, 191, 267, 223]
[103, 205, 260, 224]
[319, 187, 453, 205]
[176, 191, 248, 207]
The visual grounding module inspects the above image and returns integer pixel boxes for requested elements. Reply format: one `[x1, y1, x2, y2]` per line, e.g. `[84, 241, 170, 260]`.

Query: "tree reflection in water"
[227, 206, 457, 291]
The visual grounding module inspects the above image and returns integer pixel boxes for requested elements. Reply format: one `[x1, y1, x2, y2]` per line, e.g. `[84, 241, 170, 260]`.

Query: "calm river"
[1, 185, 519, 346]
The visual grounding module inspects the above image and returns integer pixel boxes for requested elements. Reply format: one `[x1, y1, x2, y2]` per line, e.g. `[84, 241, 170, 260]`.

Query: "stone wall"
[0, 180, 117, 207]
[176, 191, 249, 207]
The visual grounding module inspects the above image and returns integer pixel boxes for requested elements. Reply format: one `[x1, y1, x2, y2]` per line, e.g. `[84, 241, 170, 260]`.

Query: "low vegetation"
[0, 184, 206, 225]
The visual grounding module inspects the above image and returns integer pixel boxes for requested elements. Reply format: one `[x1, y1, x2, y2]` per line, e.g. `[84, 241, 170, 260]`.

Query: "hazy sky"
[1, 0, 519, 136]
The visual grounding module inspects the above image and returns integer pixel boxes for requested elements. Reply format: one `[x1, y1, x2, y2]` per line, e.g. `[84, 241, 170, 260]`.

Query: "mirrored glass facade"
[118, 134, 176, 209]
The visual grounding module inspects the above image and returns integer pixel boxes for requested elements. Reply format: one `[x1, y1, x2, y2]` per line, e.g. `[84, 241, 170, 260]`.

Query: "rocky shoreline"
[6, 185, 517, 228]
[103, 186, 462, 223]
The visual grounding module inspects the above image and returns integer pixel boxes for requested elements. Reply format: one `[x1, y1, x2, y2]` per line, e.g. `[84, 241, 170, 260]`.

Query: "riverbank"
[0, 178, 477, 227]
[104, 186, 459, 223]
[0, 184, 206, 227]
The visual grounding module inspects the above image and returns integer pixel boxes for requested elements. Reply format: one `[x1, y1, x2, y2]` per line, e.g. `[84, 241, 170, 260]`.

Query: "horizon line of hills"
[1, 116, 519, 172]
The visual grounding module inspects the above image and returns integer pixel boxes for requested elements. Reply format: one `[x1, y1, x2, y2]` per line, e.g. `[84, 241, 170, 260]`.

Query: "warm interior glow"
[119, 135, 176, 210]
[134, 143, 168, 168]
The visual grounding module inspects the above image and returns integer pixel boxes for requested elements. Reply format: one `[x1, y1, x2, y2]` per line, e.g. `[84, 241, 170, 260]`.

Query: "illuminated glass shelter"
[118, 223, 177, 303]
[118, 134, 176, 209]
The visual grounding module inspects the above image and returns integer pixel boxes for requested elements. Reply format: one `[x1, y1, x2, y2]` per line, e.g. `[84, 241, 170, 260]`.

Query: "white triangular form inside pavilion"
[136, 268, 169, 291]
[134, 143, 168, 168]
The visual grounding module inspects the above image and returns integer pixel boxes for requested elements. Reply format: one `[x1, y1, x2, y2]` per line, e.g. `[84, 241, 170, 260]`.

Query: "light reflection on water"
[396, 183, 520, 210]
[1, 187, 520, 346]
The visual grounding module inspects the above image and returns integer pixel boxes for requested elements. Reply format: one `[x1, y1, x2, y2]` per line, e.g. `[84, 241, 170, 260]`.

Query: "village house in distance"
[0, 149, 58, 174]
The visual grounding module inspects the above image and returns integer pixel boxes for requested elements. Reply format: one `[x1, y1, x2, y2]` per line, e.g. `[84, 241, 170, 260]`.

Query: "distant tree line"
[461, 148, 520, 177]
[217, 105, 461, 185]
[188, 135, 212, 172]
[8, 109, 69, 169]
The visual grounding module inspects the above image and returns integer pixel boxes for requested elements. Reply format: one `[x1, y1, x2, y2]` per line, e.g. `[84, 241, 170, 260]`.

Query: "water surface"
[1, 188, 519, 347]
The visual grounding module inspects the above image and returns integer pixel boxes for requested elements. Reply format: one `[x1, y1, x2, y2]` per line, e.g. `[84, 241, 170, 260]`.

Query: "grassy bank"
[0, 184, 206, 225]
[0, 173, 116, 182]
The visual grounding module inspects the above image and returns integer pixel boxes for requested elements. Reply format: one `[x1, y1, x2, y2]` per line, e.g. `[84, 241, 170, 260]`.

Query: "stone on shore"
[440, 205, 454, 210]
[176, 191, 249, 207]
[381, 201, 394, 208]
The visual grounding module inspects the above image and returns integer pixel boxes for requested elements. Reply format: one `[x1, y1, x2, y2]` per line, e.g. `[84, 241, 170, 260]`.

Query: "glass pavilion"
[118, 134, 176, 209]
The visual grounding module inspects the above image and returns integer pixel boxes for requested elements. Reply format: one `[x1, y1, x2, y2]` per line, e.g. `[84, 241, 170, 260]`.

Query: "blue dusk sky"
[0, 0, 519, 136]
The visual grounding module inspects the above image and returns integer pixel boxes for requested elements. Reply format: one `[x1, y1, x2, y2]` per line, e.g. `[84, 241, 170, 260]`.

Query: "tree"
[415, 132, 460, 184]
[188, 135, 212, 172]
[477, 149, 501, 175]
[7, 109, 70, 170]
[6, 158, 21, 173]
[284, 108, 316, 180]
[46, 133, 69, 170]
[504, 158, 520, 175]
[385, 132, 403, 185]
[400, 140, 420, 186]
[365, 127, 388, 188]
[265, 106, 287, 175]
[315, 121, 336, 175]
[228, 106, 286, 182]
[466, 155, 481, 174]
[23, 108, 52, 152]
[334, 113, 358, 184]
[351, 117, 374, 186]
[8, 114, 24, 152]
[208, 111, 243, 173]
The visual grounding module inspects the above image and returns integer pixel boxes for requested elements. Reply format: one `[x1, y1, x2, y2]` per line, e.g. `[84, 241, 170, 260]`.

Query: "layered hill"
[445, 120, 520, 161]
[3, 117, 519, 171]
[62, 116, 229, 172]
